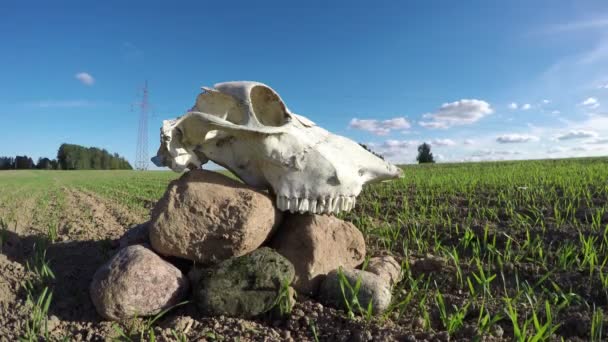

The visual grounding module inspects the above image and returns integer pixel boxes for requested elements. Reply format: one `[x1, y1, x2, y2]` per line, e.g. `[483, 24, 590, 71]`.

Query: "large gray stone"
[319, 268, 391, 315]
[270, 214, 366, 296]
[90, 245, 189, 320]
[367, 256, 402, 287]
[193, 247, 295, 318]
[149, 170, 282, 264]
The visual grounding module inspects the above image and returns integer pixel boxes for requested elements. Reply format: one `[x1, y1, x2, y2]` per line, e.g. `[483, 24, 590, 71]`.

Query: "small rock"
[435, 331, 449, 342]
[318, 268, 391, 315]
[292, 309, 305, 318]
[193, 247, 295, 318]
[491, 324, 504, 338]
[149, 170, 282, 264]
[413, 316, 426, 331]
[366, 255, 401, 287]
[270, 214, 366, 296]
[351, 329, 372, 342]
[170, 316, 194, 334]
[286, 318, 299, 331]
[415, 332, 432, 341]
[46, 315, 60, 331]
[0, 232, 23, 260]
[117, 222, 150, 249]
[89, 245, 189, 320]
[459, 324, 478, 337]
[401, 334, 417, 342]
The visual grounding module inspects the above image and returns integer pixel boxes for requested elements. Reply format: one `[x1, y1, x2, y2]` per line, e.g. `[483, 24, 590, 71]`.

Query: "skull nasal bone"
[359, 165, 403, 183]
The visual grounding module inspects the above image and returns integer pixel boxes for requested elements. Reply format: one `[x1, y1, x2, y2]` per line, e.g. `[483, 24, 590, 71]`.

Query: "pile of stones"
[89, 170, 401, 321]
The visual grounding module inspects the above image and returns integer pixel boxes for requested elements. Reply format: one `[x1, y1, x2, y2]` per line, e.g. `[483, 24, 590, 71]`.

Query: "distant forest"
[0, 143, 132, 170]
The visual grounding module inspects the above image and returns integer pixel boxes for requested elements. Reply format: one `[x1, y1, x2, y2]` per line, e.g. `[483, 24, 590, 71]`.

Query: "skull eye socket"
[195, 90, 246, 125]
[250, 85, 288, 127]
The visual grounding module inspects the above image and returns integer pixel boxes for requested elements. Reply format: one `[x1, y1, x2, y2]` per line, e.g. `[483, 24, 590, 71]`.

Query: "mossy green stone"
[194, 247, 295, 318]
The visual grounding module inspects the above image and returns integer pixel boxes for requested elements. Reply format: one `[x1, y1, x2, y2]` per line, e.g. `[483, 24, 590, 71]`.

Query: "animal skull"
[152, 81, 402, 214]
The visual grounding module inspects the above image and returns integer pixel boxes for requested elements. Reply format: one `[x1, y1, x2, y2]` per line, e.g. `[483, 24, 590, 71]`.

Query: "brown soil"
[77, 189, 146, 228]
[60, 188, 133, 241]
[0, 187, 128, 340]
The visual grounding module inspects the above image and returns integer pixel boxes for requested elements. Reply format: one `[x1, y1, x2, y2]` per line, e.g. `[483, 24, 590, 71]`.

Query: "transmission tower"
[135, 81, 150, 171]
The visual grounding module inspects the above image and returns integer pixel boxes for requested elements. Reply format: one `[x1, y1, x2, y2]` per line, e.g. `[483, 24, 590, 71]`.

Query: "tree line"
[0, 143, 132, 170]
[3, 141, 435, 170]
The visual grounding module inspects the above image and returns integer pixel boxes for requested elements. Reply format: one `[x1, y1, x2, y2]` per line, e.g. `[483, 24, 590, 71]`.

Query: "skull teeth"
[276, 195, 356, 214]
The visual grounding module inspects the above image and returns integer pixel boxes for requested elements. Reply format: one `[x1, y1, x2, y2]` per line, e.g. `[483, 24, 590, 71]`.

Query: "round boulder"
[270, 214, 366, 296]
[367, 255, 402, 287]
[194, 247, 295, 318]
[89, 244, 189, 320]
[319, 268, 391, 315]
[149, 170, 282, 264]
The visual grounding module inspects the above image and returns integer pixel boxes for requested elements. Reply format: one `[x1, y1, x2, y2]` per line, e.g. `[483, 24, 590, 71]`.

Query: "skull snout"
[359, 163, 403, 183]
[151, 155, 164, 167]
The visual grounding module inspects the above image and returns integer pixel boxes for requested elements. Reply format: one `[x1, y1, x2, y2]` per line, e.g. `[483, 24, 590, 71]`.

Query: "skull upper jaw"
[196, 124, 401, 215]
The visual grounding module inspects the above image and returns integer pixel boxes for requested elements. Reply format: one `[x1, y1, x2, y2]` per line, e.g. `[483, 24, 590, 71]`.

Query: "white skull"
[152, 81, 402, 214]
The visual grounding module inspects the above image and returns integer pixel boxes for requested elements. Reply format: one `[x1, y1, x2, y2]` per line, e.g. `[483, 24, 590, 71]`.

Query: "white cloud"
[536, 33, 608, 100]
[541, 18, 608, 34]
[349, 117, 411, 136]
[372, 139, 420, 162]
[547, 146, 567, 154]
[587, 138, 608, 144]
[580, 97, 600, 109]
[381, 139, 419, 148]
[579, 39, 608, 65]
[471, 149, 521, 157]
[542, 99, 551, 104]
[419, 99, 493, 129]
[27, 100, 93, 108]
[419, 121, 449, 129]
[556, 130, 599, 140]
[122, 42, 143, 60]
[350, 119, 385, 134]
[545, 144, 608, 158]
[381, 117, 411, 130]
[369, 111, 608, 163]
[551, 110, 561, 115]
[431, 138, 456, 147]
[521, 103, 532, 110]
[599, 83, 608, 89]
[509, 102, 518, 110]
[496, 134, 540, 143]
[75, 72, 95, 86]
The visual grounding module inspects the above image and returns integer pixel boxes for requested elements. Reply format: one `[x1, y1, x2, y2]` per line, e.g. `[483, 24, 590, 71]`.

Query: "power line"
[135, 81, 149, 171]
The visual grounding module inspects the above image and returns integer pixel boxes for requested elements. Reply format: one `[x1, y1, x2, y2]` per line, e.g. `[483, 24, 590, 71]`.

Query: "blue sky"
[1, 1, 607, 166]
